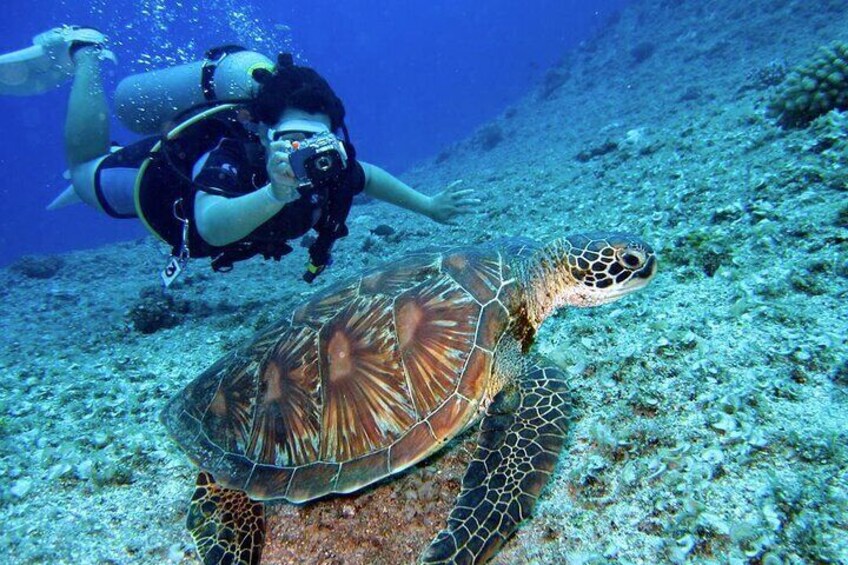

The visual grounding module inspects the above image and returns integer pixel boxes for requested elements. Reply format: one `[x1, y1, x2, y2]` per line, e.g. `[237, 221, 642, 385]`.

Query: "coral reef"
[474, 123, 504, 151]
[768, 41, 848, 127]
[630, 41, 657, 65]
[9, 255, 64, 279]
[126, 287, 187, 334]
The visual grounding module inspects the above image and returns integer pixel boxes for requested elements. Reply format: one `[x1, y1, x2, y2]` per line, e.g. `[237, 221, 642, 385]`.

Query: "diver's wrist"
[424, 196, 438, 219]
[265, 183, 297, 205]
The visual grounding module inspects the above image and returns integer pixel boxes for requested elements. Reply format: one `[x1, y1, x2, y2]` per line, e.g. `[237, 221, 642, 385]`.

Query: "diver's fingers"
[270, 151, 291, 167]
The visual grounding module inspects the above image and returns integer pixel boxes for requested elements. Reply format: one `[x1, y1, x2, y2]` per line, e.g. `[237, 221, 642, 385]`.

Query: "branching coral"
[767, 41, 848, 128]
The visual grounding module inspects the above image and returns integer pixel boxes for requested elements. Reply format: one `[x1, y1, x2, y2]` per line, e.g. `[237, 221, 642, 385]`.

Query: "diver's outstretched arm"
[361, 162, 479, 224]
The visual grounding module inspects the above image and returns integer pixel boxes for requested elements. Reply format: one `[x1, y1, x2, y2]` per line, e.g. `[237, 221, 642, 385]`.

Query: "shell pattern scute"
[457, 346, 495, 400]
[394, 274, 482, 417]
[360, 252, 443, 296]
[427, 395, 474, 443]
[244, 464, 295, 501]
[164, 243, 525, 501]
[200, 355, 262, 456]
[246, 325, 322, 467]
[334, 448, 390, 495]
[388, 420, 436, 472]
[317, 293, 418, 462]
[475, 300, 512, 353]
[442, 247, 505, 304]
[291, 279, 361, 331]
[286, 461, 342, 503]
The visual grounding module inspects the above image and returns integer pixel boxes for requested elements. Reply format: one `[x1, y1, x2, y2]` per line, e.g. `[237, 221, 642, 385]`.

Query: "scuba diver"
[0, 26, 478, 285]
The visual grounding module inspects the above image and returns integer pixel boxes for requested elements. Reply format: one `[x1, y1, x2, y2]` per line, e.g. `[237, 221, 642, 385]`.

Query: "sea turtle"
[161, 232, 656, 564]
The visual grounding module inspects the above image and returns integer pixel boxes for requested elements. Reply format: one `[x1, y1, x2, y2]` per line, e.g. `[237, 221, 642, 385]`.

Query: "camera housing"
[283, 132, 348, 188]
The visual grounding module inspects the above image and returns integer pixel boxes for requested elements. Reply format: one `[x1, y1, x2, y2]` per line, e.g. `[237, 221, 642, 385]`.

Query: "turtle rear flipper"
[187, 471, 266, 565]
[421, 363, 572, 564]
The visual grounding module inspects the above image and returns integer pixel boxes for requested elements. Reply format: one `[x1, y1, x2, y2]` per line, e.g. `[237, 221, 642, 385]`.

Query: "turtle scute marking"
[287, 461, 341, 502]
[360, 252, 442, 295]
[291, 280, 360, 329]
[209, 389, 228, 419]
[396, 276, 481, 416]
[395, 300, 424, 350]
[318, 295, 416, 462]
[326, 330, 354, 382]
[389, 420, 438, 471]
[457, 347, 494, 400]
[443, 249, 503, 303]
[248, 327, 321, 468]
[427, 395, 474, 443]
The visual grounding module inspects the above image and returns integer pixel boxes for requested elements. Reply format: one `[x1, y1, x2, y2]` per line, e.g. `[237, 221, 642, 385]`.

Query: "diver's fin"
[46, 185, 82, 211]
[0, 26, 114, 96]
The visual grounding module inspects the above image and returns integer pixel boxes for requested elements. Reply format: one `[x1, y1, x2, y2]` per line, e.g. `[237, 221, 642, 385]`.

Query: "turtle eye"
[617, 248, 646, 270]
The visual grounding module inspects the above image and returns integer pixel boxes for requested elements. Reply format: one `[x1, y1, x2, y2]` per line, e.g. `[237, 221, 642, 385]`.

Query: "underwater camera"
[282, 132, 348, 188]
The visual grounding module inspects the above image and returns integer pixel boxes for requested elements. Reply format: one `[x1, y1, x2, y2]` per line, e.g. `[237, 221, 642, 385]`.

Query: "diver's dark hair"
[251, 53, 346, 131]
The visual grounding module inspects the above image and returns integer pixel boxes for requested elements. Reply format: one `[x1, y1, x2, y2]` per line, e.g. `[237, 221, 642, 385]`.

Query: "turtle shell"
[162, 242, 527, 502]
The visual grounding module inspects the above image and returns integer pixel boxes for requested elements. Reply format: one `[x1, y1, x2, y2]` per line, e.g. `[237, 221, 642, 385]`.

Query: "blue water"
[0, 0, 628, 266]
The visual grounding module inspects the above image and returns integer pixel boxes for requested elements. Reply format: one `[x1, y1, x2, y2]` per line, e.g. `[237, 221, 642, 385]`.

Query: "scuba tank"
[114, 46, 273, 134]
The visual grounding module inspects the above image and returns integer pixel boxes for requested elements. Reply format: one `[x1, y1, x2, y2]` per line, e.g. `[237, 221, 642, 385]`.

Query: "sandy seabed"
[1, 0, 847, 563]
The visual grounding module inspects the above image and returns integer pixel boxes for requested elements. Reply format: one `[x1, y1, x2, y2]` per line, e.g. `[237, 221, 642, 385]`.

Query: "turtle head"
[524, 232, 656, 327]
[557, 232, 656, 306]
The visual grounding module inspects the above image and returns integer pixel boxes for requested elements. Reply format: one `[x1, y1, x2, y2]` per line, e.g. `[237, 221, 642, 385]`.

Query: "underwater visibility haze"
[1, 0, 848, 564]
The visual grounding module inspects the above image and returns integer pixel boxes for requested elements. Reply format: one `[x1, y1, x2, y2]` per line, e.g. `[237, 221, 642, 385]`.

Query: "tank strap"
[201, 45, 247, 101]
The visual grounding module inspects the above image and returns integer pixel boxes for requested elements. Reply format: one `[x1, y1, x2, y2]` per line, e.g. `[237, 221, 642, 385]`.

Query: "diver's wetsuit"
[91, 129, 365, 271]
[193, 137, 366, 247]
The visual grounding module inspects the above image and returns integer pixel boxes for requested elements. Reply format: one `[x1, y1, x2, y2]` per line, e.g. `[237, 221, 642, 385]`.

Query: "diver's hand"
[266, 141, 299, 202]
[428, 180, 480, 224]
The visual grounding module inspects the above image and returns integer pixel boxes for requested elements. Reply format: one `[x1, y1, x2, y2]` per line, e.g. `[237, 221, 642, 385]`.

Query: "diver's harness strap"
[302, 143, 356, 283]
[201, 45, 247, 101]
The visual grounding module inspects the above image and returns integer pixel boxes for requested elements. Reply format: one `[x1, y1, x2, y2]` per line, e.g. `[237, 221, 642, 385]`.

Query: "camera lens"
[315, 155, 333, 171]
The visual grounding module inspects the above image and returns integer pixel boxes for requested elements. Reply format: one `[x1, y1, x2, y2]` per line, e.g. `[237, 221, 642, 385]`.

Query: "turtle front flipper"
[420, 363, 572, 565]
[187, 471, 266, 565]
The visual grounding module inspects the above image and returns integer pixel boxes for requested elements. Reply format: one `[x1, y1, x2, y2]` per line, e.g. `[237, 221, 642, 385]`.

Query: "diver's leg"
[64, 47, 110, 167]
[0, 26, 111, 97]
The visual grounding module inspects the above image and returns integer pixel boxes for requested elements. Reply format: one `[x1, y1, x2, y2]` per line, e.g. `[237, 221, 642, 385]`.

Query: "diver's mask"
[267, 118, 331, 143]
